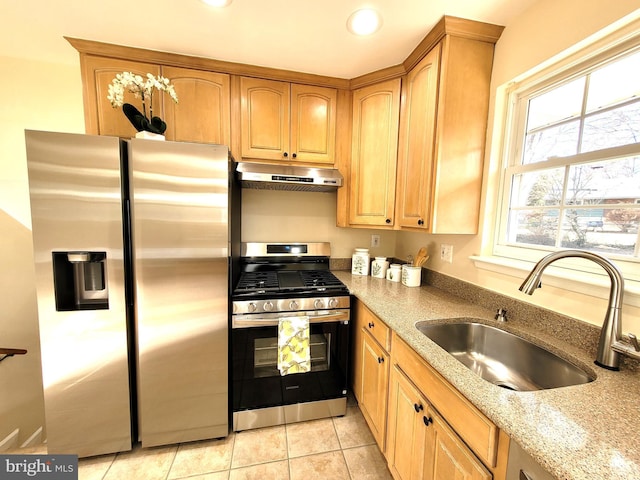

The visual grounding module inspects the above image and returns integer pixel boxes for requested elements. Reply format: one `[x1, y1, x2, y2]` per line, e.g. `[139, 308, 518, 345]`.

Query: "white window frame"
[472, 15, 640, 307]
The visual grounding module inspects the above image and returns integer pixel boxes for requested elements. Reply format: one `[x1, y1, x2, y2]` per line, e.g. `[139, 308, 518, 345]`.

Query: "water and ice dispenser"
[52, 251, 109, 310]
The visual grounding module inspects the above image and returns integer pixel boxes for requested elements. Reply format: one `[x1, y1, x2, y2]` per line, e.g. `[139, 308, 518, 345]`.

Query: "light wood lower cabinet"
[387, 365, 492, 480]
[387, 365, 431, 480]
[352, 299, 391, 452]
[386, 333, 509, 480]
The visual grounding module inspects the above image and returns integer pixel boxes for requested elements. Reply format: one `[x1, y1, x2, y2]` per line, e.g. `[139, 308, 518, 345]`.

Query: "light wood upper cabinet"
[81, 56, 162, 137]
[396, 35, 496, 233]
[79, 58, 231, 145]
[349, 79, 401, 227]
[161, 67, 230, 145]
[240, 77, 337, 164]
[395, 46, 440, 229]
[240, 77, 290, 160]
[291, 84, 337, 164]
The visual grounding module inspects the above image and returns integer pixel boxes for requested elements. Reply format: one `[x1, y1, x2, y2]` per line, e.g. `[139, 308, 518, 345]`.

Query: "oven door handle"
[232, 310, 350, 328]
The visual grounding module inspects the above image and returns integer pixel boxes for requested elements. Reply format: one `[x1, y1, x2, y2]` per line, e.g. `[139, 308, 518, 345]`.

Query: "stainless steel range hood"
[236, 162, 342, 192]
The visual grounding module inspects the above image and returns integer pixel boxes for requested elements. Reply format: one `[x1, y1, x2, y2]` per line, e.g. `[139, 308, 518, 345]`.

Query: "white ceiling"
[2, 0, 538, 79]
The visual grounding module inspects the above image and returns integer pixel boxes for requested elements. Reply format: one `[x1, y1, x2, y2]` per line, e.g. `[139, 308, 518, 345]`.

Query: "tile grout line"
[332, 411, 354, 480]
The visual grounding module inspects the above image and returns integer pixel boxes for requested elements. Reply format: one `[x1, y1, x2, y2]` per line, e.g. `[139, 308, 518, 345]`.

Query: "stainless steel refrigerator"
[25, 130, 238, 457]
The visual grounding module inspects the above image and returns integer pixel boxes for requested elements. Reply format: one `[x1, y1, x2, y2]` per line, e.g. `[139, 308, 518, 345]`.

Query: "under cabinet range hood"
[236, 162, 342, 192]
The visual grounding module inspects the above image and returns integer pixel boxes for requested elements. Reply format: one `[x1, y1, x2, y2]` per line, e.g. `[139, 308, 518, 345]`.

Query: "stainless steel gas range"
[231, 242, 351, 431]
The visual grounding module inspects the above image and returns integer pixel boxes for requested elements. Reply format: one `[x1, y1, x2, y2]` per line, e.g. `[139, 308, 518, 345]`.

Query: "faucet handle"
[628, 333, 640, 352]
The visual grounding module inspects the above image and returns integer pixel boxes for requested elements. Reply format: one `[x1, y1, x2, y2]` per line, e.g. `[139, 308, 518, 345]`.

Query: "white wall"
[240, 189, 397, 258]
[0, 55, 84, 446]
[398, 0, 640, 332]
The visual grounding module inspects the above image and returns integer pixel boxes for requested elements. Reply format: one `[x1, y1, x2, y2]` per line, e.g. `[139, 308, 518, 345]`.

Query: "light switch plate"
[371, 234, 380, 248]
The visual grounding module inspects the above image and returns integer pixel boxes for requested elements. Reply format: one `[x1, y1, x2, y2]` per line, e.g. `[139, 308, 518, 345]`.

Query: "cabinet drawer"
[392, 333, 499, 467]
[356, 301, 391, 351]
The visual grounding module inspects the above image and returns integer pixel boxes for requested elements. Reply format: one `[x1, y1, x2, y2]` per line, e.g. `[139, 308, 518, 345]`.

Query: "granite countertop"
[334, 271, 640, 480]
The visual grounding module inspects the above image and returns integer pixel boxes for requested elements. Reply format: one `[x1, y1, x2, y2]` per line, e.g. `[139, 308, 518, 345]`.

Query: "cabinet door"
[290, 84, 337, 164]
[81, 57, 162, 137]
[161, 67, 230, 145]
[360, 331, 390, 451]
[349, 79, 401, 227]
[424, 411, 492, 480]
[240, 77, 290, 161]
[387, 366, 429, 480]
[396, 46, 441, 229]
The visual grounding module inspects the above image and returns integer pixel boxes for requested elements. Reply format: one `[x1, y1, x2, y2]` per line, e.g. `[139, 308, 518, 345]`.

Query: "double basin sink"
[415, 320, 594, 391]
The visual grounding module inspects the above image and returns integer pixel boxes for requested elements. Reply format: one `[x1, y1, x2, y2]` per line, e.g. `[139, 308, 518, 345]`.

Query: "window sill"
[470, 255, 640, 309]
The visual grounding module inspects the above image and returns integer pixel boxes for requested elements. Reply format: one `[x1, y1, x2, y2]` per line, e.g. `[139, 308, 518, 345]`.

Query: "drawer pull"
[413, 403, 424, 413]
[423, 416, 433, 426]
[368, 322, 374, 328]
[377, 357, 384, 364]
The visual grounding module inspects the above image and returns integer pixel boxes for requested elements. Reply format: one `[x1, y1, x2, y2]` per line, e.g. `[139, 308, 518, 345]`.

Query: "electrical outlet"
[440, 244, 453, 263]
[371, 234, 381, 248]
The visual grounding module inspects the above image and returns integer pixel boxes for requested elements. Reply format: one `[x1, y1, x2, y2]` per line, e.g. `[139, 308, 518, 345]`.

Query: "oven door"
[231, 311, 350, 414]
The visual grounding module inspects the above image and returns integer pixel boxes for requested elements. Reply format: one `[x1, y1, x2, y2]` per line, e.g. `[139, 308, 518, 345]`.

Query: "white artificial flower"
[107, 71, 179, 121]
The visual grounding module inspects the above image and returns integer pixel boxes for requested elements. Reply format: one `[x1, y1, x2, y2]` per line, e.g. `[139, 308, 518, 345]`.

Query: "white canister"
[402, 264, 422, 287]
[386, 263, 402, 282]
[351, 248, 370, 276]
[371, 257, 389, 278]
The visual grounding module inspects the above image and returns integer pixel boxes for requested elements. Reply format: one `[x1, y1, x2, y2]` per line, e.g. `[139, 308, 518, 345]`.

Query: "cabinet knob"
[417, 219, 424, 226]
[292, 153, 297, 158]
[385, 218, 391, 224]
[423, 416, 433, 426]
[368, 322, 374, 328]
[377, 357, 384, 364]
[283, 152, 288, 158]
[413, 403, 424, 413]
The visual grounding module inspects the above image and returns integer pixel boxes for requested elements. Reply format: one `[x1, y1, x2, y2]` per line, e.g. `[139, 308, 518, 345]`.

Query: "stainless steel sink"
[415, 321, 594, 391]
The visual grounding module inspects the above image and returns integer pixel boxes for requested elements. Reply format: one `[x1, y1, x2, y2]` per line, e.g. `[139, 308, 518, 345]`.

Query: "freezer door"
[128, 139, 230, 446]
[25, 130, 132, 457]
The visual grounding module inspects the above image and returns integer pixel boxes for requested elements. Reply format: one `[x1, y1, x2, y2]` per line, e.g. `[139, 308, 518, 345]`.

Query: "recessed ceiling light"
[201, 0, 232, 6]
[347, 8, 383, 36]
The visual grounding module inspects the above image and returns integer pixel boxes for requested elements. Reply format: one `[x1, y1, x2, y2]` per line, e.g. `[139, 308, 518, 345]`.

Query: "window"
[496, 44, 640, 270]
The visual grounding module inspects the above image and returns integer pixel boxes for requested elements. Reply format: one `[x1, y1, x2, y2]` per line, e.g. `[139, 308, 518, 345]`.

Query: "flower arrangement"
[107, 72, 178, 135]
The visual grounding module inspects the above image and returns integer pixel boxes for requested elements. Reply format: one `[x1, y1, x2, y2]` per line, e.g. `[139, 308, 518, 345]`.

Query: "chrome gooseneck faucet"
[519, 249, 640, 370]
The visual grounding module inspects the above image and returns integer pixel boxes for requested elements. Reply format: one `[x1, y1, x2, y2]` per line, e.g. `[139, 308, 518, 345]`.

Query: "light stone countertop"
[334, 271, 640, 480]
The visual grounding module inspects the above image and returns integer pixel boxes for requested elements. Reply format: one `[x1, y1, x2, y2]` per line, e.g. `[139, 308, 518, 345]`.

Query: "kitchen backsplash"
[332, 258, 639, 370]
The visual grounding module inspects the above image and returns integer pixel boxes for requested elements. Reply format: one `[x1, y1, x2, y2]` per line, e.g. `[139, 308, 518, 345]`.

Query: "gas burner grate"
[299, 270, 344, 288]
[235, 271, 279, 292]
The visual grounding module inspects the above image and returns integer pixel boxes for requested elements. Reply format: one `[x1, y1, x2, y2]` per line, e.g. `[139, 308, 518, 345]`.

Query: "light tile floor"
[66, 405, 392, 480]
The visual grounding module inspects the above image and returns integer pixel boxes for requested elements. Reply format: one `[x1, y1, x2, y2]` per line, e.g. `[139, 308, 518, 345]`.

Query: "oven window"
[232, 321, 349, 411]
[253, 333, 330, 378]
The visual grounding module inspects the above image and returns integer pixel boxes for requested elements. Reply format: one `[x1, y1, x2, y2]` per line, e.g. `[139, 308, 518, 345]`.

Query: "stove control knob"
[314, 298, 325, 309]
[263, 301, 274, 312]
[328, 298, 340, 308]
[248, 302, 257, 313]
[289, 300, 299, 310]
